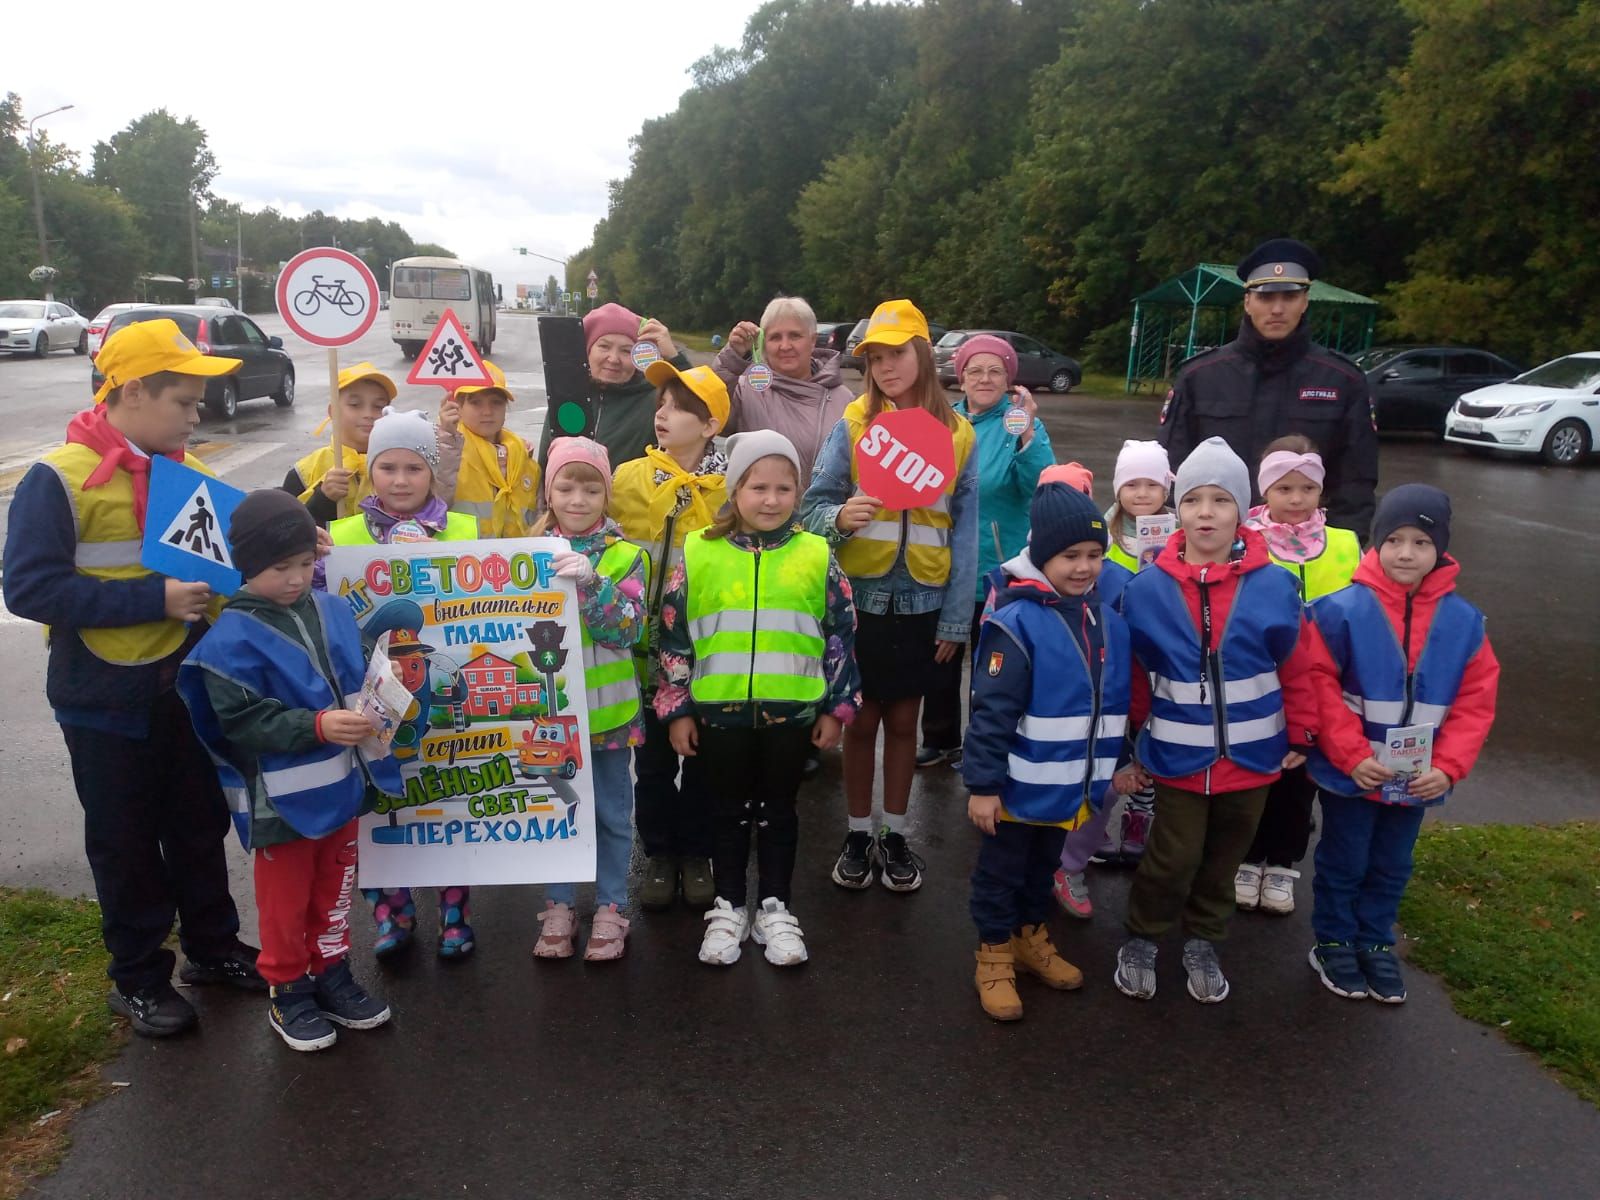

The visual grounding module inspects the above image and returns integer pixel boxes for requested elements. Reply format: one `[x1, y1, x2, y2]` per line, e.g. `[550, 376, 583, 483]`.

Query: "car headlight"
[1499, 400, 1554, 418]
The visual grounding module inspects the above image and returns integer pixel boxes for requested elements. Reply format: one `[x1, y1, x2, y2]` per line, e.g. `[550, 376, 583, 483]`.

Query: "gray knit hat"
[724, 430, 802, 491]
[366, 406, 440, 470]
[1173, 436, 1251, 515]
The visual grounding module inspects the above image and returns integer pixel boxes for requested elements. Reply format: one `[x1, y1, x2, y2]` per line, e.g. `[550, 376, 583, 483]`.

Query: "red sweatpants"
[253, 818, 359, 986]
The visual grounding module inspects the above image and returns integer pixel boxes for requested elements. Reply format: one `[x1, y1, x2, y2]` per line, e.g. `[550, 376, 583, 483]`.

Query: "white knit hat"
[366, 406, 439, 470]
[1173, 436, 1251, 515]
[1113, 439, 1174, 495]
[724, 429, 802, 491]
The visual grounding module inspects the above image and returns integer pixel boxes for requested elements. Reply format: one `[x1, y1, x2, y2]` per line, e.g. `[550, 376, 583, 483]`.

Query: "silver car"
[0, 300, 90, 357]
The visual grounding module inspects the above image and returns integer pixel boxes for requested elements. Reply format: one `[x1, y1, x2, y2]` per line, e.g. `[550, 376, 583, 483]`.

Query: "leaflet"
[353, 632, 415, 760]
[1377, 722, 1434, 803]
[1136, 514, 1176, 570]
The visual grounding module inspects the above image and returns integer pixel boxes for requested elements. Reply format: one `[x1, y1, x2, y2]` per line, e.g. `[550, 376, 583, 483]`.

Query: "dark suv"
[1355, 345, 1519, 435]
[91, 306, 295, 419]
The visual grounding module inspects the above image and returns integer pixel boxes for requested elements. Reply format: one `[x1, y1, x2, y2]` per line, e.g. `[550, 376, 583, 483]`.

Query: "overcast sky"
[12, 0, 766, 290]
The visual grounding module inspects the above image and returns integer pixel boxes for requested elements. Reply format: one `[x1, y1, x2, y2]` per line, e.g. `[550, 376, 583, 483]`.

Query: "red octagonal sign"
[855, 406, 957, 512]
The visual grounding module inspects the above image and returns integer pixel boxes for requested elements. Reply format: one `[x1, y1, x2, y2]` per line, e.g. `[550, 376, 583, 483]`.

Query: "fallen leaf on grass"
[70, 1013, 83, 1029]
[1572, 910, 1587, 922]
[5, 1036, 28, 1055]
[1533, 918, 1553, 930]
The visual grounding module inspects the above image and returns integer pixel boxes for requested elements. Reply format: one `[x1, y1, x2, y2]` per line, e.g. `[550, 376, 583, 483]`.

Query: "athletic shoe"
[583, 904, 630, 962]
[178, 940, 267, 992]
[1309, 942, 1369, 999]
[679, 858, 716, 908]
[1114, 937, 1158, 1000]
[639, 856, 678, 910]
[533, 901, 577, 959]
[314, 958, 391, 1029]
[1358, 944, 1407, 1004]
[268, 978, 336, 1052]
[1052, 869, 1093, 919]
[698, 898, 750, 966]
[915, 745, 958, 768]
[1235, 861, 1264, 910]
[1259, 867, 1300, 915]
[830, 831, 876, 889]
[751, 898, 808, 966]
[1182, 938, 1230, 1003]
[876, 830, 925, 892]
[1120, 807, 1152, 862]
[107, 983, 197, 1038]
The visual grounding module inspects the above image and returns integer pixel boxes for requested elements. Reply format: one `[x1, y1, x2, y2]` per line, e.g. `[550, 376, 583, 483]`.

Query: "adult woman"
[712, 296, 853, 489]
[917, 335, 1054, 767]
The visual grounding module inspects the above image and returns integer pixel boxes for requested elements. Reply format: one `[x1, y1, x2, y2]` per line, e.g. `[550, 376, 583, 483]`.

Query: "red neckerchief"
[65, 407, 183, 531]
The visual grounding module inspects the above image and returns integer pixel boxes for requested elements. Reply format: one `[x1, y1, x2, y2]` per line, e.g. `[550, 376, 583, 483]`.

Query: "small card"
[1376, 722, 1434, 803]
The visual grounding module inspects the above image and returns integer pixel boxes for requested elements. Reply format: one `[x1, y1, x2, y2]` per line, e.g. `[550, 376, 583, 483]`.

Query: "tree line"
[570, 0, 1598, 369]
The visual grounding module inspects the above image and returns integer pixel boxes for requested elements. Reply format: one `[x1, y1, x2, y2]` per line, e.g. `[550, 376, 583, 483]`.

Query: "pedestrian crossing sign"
[406, 309, 493, 390]
[141, 456, 246, 594]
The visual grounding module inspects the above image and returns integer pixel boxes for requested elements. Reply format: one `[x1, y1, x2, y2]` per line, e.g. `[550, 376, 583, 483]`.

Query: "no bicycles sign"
[275, 247, 379, 347]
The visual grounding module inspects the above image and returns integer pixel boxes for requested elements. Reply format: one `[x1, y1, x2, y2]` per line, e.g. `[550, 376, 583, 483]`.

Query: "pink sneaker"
[1052, 869, 1093, 919]
[583, 904, 630, 962]
[533, 902, 576, 959]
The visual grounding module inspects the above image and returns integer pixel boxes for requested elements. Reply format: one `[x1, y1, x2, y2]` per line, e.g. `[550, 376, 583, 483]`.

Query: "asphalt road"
[2, 322, 1598, 1198]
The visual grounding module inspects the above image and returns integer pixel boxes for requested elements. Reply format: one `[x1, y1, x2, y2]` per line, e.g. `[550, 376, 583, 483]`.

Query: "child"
[178, 491, 399, 1051]
[529, 438, 649, 961]
[1235, 435, 1362, 916]
[322, 407, 479, 957]
[1305, 485, 1498, 1003]
[439, 360, 541, 537]
[800, 299, 979, 892]
[655, 431, 861, 966]
[281, 363, 394, 525]
[964, 481, 1144, 1020]
[609, 362, 730, 911]
[1114, 437, 1319, 1004]
[3, 318, 263, 1037]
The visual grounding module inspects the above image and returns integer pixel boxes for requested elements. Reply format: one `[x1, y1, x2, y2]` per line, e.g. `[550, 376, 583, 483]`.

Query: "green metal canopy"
[1125, 262, 1378, 392]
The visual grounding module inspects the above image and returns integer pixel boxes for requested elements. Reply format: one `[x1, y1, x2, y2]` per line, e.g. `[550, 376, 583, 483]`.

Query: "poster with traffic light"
[321, 538, 597, 887]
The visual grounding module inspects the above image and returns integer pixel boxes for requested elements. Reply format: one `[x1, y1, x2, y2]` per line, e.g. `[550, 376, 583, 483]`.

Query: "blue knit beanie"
[1029, 482, 1108, 566]
[1371, 483, 1451, 557]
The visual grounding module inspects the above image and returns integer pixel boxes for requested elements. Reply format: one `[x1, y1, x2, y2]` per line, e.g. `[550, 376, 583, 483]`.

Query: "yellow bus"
[389, 256, 497, 358]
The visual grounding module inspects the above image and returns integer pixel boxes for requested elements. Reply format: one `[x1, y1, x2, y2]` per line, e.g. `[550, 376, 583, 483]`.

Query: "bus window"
[393, 266, 470, 301]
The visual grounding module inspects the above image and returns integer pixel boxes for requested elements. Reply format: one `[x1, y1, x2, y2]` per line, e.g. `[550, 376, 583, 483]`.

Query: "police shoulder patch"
[987, 651, 1004, 677]
[1159, 389, 1174, 424]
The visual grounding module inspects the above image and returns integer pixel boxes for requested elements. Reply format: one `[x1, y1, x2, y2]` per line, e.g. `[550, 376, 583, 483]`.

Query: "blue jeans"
[547, 747, 634, 909]
[1311, 792, 1427, 946]
[970, 820, 1068, 944]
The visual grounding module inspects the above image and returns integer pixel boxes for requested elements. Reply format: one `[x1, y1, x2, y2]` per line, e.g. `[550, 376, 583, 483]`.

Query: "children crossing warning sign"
[406, 309, 494, 391]
[141, 457, 246, 594]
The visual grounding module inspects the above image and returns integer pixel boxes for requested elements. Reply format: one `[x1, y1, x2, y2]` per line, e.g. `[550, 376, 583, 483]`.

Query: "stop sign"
[855, 407, 957, 512]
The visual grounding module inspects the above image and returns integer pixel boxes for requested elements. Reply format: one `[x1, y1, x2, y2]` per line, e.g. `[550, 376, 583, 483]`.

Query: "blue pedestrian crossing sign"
[141, 457, 246, 594]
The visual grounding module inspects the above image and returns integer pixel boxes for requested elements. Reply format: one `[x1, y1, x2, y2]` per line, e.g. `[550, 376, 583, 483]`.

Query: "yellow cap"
[455, 360, 512, 402]
[336, 361, 398, 401]
[93, 318, 241, 405]
[644, 361, 731, 429]
[854, 299, 930, 355]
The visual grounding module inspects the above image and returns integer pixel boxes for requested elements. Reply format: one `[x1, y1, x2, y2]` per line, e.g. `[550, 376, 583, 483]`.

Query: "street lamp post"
[26, 104, 75, 302]
[514, 247, 572, 312]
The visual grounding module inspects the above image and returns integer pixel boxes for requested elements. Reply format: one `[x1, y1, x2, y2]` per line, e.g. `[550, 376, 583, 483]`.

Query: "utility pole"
[237, 208, 244, 310]
[25, 104, 74, 302]
[189, 191, 201, 300]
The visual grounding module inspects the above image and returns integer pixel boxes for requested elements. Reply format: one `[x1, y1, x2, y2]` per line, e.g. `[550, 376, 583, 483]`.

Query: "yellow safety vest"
[1106, 541, 1139, 573]
[1269, 526, 1362, 601]
[580, 540, 646, 733]
[328, 511, 480, 545]
[38, 443, 222, 665]
[295, 445, 371, 519]
[451, 430, 541, 538]
[609, 455, 727, 618]
[835, 397, 975, 587]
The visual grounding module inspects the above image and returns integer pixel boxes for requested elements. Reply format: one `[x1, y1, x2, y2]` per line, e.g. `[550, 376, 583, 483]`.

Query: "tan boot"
[1010, 923, 1084, 990]
[975, 943, 1024, 1021]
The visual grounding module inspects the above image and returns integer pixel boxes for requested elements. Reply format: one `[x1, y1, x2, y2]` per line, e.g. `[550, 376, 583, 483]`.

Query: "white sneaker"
[1258, 867, 1300, 915]
[1234, 861, 1264, 910]
[750, 897, 809, 966]
[697, 898, 750, 966]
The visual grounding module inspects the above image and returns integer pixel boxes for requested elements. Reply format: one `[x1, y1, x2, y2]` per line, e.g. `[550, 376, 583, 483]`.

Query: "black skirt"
[854, 609, 941, 703]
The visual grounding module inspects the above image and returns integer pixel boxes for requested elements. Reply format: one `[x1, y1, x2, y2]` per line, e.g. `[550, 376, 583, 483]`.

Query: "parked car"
[1357, 345, 1520, 435]
[91, 305, 294, 419]
[87, 302, 152, 358]
[814, 321, 851, 355]
[841, 316, 949, 370]
[0, 300, 90, 357]
[1444, 352, 1600, 466]
[933, 329, 1083, 393]
[194, 296, 237, 309]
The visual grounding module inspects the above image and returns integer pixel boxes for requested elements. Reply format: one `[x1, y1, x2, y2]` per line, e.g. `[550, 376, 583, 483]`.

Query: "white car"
[1445, 352, 1600, 466]
[87, 303, 151, 357]
[0, 300, 90, 357]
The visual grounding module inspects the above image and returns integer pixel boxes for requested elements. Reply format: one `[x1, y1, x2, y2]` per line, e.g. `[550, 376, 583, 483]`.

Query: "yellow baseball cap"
[336, 361, 398, 401]
[455, 360, 512, 403]
[644, 361, 731, 429]
[854, 299, 930, 354]
[93, 318, 241, 405]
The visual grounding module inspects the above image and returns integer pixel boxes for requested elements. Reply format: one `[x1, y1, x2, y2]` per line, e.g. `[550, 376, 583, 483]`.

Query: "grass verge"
[1400, 821, 1600, 1107]
[0, 887, 125, 1199]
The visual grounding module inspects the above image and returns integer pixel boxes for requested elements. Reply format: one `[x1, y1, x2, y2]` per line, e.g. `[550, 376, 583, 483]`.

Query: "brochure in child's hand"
[354, 633, 413, 760]
[1377, 722, 1434, 803]
[1135, 514, 1175, 570]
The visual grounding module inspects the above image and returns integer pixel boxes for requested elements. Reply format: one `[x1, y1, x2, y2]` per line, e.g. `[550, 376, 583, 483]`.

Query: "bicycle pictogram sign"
[275, 247, 380, 347]
[293, 275, 367, 319]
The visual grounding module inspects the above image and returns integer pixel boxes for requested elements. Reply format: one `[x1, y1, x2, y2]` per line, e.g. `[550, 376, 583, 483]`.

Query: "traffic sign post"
[853, 407, 957, 512]
[275, 246, 381, 468]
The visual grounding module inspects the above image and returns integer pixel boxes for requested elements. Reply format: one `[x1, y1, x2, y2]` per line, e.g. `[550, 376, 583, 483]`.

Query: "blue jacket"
[962, 553, 1132, 827]
[1098, 559, 1135, 612]
[954, 397, 1055, 602]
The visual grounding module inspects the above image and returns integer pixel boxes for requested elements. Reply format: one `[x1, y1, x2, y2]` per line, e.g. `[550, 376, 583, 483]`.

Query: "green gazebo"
[1125, 262, 1378, 392]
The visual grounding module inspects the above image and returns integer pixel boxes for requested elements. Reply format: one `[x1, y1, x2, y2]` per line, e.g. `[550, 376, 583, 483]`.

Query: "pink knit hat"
[953, 334, 1018, 387]
[582, 302, 640, 352]
[544, 436, 613, 503]
[1038, 461, 1094, 497]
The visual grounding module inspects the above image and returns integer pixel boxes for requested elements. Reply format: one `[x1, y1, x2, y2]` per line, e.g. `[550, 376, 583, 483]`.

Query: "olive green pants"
[1125, 781, 1270, 942]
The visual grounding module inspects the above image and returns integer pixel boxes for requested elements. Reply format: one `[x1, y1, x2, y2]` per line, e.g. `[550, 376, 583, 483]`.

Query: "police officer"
[1157, 238, 1379, 534]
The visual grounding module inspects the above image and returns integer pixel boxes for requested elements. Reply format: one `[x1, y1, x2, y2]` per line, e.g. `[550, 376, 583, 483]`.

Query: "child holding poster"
[178, 490, 399, 1051]
[1303, 485, 1498, 1004]
[438, 360, 542, 537]
[656, 432, 861, 966]
[528, 437, 649, 961]
[801, 299, 978, 894]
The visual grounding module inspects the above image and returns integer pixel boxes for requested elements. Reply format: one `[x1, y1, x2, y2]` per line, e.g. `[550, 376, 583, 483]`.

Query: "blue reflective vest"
[1122, 563, 1301, 778]
[986, 598, 1131, 827]
[1307, 582, 1484, 806]
[179, 593, 404, 848]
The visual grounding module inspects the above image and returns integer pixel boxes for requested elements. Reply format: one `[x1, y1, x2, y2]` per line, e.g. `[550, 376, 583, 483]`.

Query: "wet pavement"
[6, 365, 1600, 1197]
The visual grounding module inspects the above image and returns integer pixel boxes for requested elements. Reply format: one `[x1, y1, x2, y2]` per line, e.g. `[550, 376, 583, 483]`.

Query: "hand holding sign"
[854, 407, 957, 512]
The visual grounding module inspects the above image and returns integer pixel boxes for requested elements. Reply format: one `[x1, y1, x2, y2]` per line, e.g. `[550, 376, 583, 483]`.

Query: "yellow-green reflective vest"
[581, 540, 646, 733]
[683, 531, 828, 706]
[328, 511, 480, 545]
[1269, 526, 1361, 601]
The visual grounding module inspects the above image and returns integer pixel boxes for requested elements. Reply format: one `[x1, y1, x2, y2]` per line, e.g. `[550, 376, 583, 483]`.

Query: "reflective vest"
[835, 397, 975, 587]
[682, 530, 828, 706]
[1122, 563, 1302, 777]
[580, 539, 646, 733]
[177, 592, 404, 849]
[1307, 582, 1484, 805]
[1267, 526, 1361, 602]
[609, 455, 727, 623]
[987, 598, 1131, 828]
[451, 429, 541, 538]
[38, 442, 221, 665]
[328, 510, 479, 545]
[295, 445, 371, 518]
[1106, 541, 1139, 573]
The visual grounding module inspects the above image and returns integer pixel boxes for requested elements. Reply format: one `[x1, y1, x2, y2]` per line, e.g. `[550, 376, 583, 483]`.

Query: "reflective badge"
[747, 363, 773, 392]
[390, 520, 430, 543]
[987, 652, 1004, 677]
[1002, 406, 1030, 436]
[1159, 388, 1174, 424]
[631, 341, 660, 370]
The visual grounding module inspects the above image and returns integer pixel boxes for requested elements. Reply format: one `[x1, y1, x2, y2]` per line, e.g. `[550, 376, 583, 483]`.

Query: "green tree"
[40, 175, 146, 310]
[92, 110, 217, 277]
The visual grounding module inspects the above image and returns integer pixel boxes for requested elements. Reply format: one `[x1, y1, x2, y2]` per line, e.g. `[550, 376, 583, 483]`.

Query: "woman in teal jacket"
[918, 334, 1055, 766]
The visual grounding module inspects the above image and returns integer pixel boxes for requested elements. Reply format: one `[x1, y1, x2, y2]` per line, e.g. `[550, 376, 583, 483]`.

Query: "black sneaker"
[915, 745, 955, 768]
[876, 830, 925, 893]
[107, 982, 197, 1038]
[269, 978, 337, 1052]
[314, 958, 392, 1030]
[179, 940, 268, 992]
[830, 831, 877, 889]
